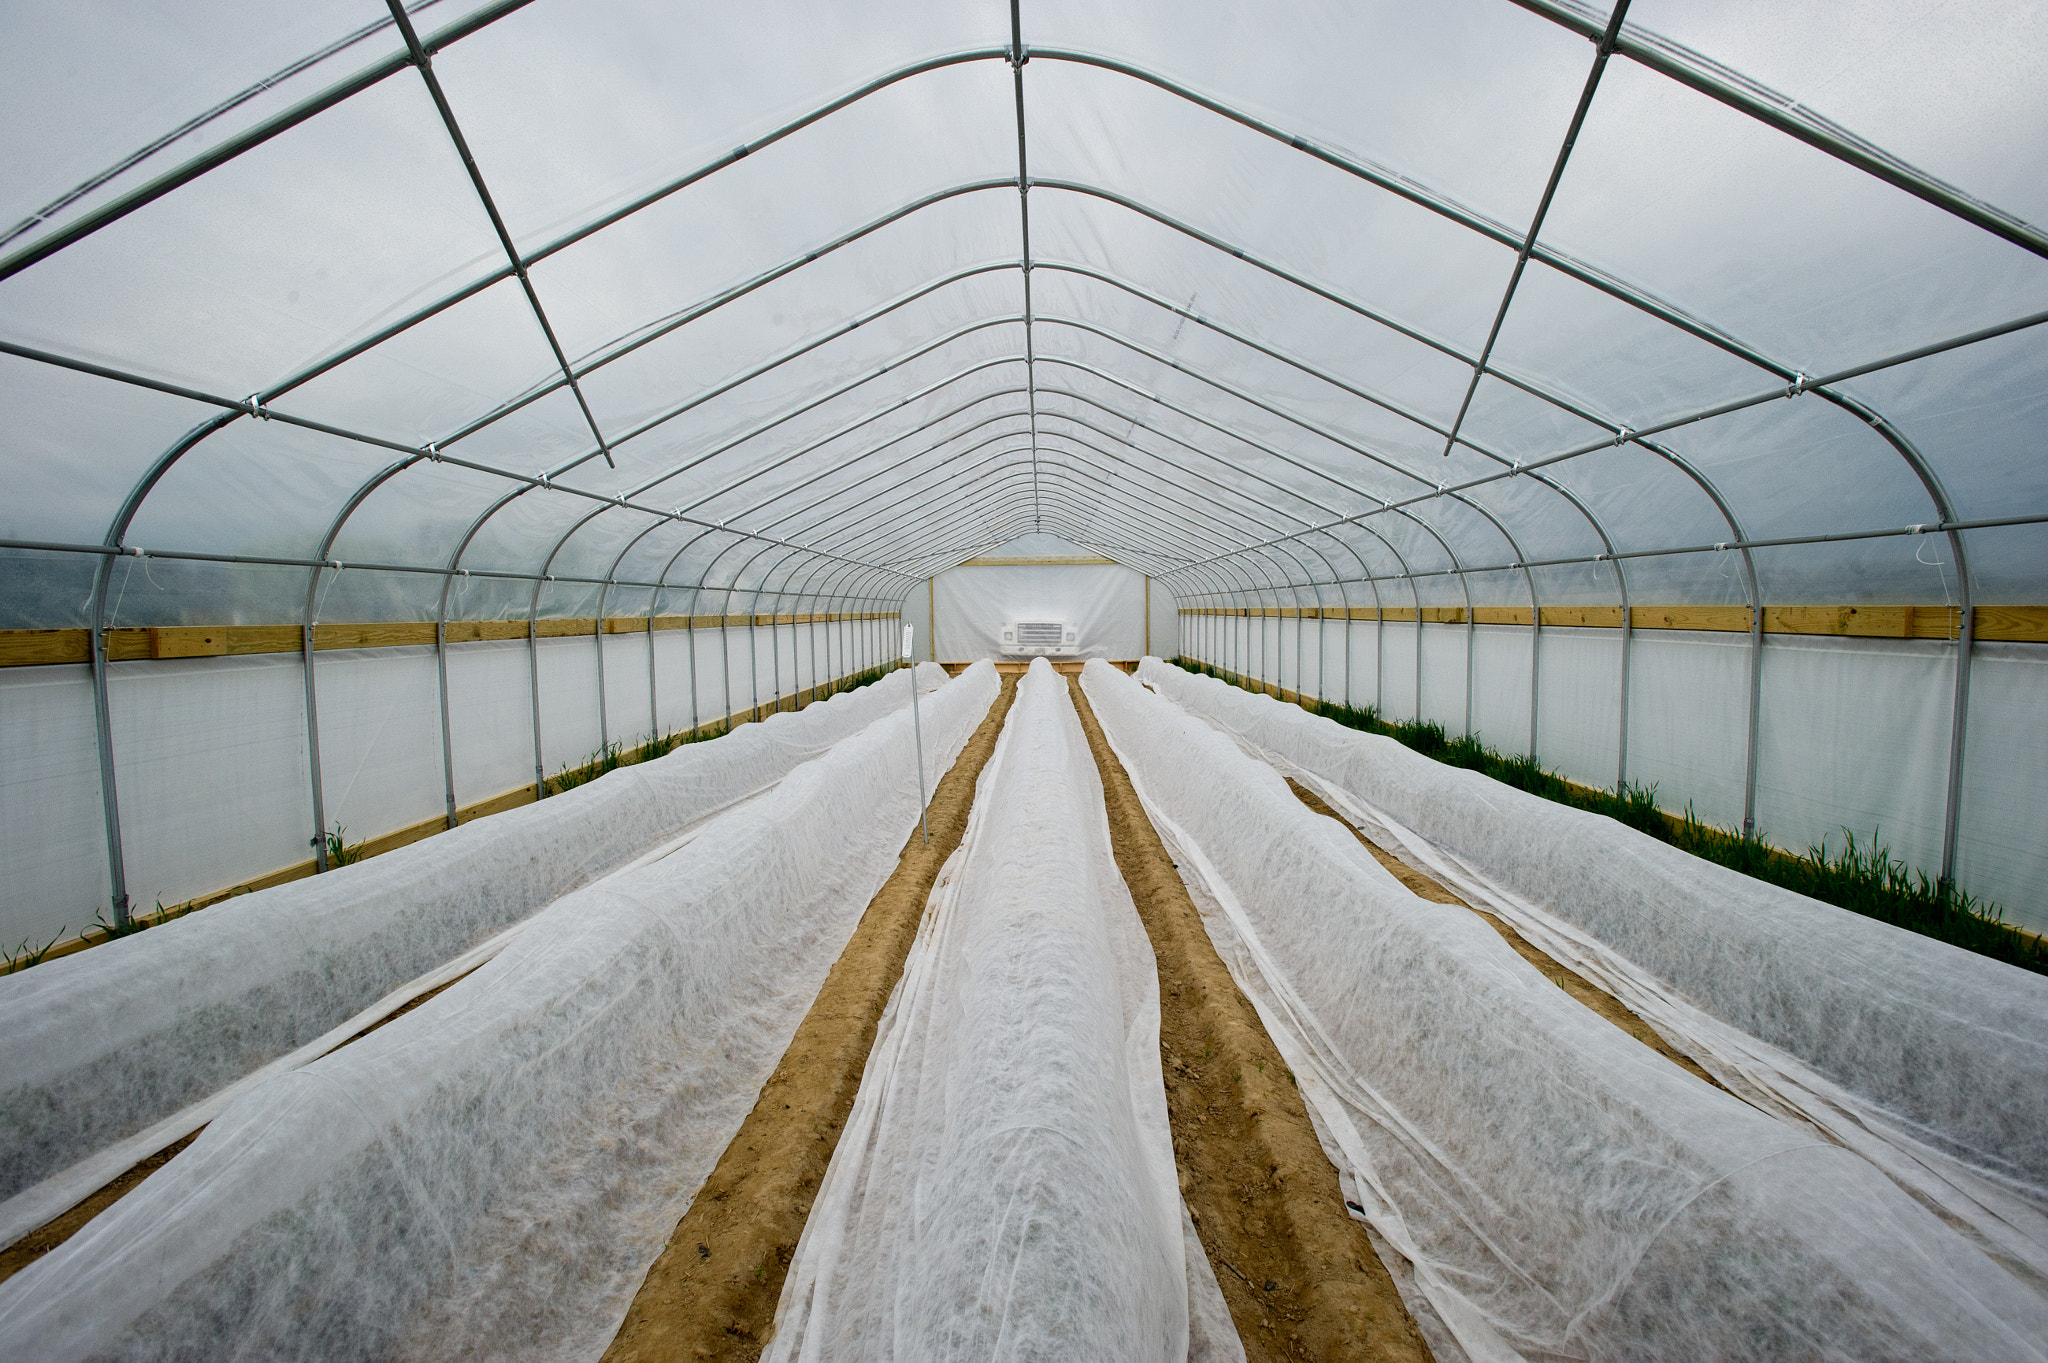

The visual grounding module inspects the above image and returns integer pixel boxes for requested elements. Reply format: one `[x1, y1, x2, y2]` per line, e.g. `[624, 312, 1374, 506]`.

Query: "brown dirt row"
[1070, 677, 1432, 1363]
[603, 673, 1019, 1363]
[1283, 778, 1724, 1093]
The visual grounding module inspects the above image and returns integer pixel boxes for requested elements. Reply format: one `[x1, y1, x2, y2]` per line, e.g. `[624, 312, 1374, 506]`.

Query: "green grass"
[541, 663, 899, 798]
[322, 823, 365, 868]
[2, 928, 66, 975]
[1173, 657, 2046, 974]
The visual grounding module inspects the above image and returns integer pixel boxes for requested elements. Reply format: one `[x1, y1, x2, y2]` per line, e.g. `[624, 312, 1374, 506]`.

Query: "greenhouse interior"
[1, 1, 2044, 1359]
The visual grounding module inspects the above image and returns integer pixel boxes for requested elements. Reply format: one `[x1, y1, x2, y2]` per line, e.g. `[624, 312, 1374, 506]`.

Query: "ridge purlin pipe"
[796, 414, 1284, 556]
[855, 494, 1203, 592]
[824, 466, 1234, 571]
[1008, 0, 1042, 529]
[824, 433, 1293, 569]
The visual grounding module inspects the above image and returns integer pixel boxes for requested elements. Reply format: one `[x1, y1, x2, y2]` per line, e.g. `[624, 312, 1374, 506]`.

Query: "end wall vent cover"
[1000, 620, 1079, 656]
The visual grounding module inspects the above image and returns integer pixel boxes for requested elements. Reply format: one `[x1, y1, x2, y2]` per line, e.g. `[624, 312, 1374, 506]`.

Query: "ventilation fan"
[999, 620, 1078, 656]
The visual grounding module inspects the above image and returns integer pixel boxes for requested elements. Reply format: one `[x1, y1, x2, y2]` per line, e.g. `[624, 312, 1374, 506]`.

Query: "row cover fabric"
[0, 660, 1000, 1362]
[1136, 656, 2048, 1265]
[0, 662, 951, 1215]
[767, 659, 1241, 1361]
[1084, 659, 2048, 1361]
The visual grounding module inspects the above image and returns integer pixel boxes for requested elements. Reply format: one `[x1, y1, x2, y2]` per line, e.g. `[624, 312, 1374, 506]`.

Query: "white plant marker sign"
[904, 624, 929, 844]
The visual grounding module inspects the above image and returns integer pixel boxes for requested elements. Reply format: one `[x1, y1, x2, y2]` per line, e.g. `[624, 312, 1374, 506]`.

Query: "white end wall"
[911, 535, 1178, 663]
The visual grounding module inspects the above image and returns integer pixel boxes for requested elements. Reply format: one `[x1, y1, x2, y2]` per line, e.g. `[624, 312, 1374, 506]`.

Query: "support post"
[301, 618, 329, 872]
[903, 624, 928, 845]
[87, 559, 132, 924]
[1616, 602, 1634, 791]
[1741, 597, 1766, 840]
[436, 618, 457, 827]
[594, 585, 610, 750]
[686, 588, 701, 737]
[1938, 603, 1977, 892]
[527, 616, 544, 797]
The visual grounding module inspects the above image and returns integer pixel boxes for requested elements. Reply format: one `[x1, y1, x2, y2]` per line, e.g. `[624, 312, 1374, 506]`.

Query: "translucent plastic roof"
[3, 0, 2045, 629]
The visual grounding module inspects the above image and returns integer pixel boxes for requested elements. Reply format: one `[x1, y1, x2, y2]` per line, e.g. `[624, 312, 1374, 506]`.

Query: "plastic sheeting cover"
[768, 659, 1240, 1361]
[1137, 657, 2048, 1245]
[1086, 659, 2048, 1361]
[0, 662, 951, 1211]
[0, 661, 999, 1362]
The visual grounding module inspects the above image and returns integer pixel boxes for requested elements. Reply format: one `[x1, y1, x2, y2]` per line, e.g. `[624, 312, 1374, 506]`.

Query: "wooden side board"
[1178, 603, 2047, 642]
[8, 602, 2036, 670]
[0, 612, 902, 668]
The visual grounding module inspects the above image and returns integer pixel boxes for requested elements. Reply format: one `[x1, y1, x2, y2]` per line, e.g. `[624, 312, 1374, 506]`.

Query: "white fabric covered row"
[1087, 659, 2047, 1361]
[0, 661, 998, 1363]
[0, 662, 950, 1212]
[1136, 657, 2048, 1252]
[767, 660, 1240, 1362]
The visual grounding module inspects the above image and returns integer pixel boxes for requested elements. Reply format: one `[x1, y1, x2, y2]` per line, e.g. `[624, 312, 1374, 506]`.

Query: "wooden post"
[1144, 575, 1151, 656]
[927, 576, 937, 664]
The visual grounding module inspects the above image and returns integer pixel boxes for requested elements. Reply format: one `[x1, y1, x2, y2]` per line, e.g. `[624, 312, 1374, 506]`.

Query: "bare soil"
[603, 674, 1019, 1363]
[1071, 678, 1432, 1363]
[1283, 779, 1723, 1092]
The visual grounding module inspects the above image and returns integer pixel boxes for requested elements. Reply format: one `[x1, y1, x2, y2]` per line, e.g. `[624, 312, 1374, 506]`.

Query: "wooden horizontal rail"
[1177, 603, 2048, 642]
[0, 612, 902, 669]
[954, 554, 1119, 566]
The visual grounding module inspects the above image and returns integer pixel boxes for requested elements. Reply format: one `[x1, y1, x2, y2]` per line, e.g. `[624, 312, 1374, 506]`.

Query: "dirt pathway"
[1071, 678, 1431, 1363]
[1284, 778, 1724, 1093]
[603, 674, 1018, 1363]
